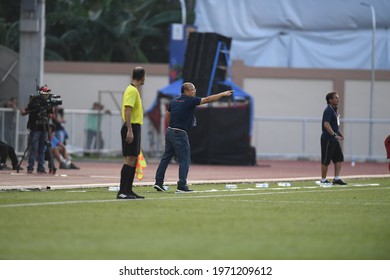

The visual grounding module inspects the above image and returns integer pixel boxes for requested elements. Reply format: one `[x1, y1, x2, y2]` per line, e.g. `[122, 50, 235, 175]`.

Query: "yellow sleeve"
[123, 86, 136, 108]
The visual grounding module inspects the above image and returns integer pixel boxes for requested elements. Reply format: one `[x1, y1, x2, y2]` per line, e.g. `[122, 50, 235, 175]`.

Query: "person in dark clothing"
[20, 87, 54, 174]
[154, 82, 233, 193]
[0, 140, 21, 170]
[385, 134, 390, 172]
[2, 97, 18, 146]
[320, 91, 347, 185]
[52, 106, 68, 145]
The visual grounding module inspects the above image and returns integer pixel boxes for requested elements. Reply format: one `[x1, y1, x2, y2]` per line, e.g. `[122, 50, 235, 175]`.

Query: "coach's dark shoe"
[129, 191, 145, 199]
[333, 179, 347, 185]
[176, 186, 193, 193]
[154, 184, 169, 192]
[117, 193, 136, 199]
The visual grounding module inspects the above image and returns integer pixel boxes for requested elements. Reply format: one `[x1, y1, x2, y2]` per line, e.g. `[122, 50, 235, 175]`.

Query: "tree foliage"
[0, 0, 194, 63]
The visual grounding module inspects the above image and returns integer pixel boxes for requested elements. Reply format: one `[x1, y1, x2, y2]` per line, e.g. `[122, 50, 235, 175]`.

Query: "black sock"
[119, 164, 132, 194]
[125, 166, 136, 194]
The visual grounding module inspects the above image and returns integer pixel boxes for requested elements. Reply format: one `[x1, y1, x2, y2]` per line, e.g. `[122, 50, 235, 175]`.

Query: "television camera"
[28, 85, 62, 113]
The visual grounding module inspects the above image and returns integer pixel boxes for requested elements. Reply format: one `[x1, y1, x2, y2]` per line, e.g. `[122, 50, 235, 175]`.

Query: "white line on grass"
[221, 199, 390, 206]
[0, 186, 389, 208]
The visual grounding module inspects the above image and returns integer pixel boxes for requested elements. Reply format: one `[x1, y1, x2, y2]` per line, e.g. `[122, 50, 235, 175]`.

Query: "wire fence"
[1, 108, 389, 161]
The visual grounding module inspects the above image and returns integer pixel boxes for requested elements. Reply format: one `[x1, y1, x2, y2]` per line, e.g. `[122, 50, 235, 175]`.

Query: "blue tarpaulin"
[156, 78, 252, 101]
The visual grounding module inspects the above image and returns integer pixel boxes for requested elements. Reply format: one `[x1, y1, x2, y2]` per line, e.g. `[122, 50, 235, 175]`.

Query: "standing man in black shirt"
[320, 91, 347, 185]
[154, 82, 232, 193]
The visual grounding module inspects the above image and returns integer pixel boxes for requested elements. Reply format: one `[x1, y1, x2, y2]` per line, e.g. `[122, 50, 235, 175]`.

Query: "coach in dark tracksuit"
[320, 91, 347, 185]
[154, 82, 233, 193]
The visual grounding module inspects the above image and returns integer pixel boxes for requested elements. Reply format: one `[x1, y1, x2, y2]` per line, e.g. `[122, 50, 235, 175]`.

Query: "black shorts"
[321, 138, 344, 166]
[121, 124, 141, 157]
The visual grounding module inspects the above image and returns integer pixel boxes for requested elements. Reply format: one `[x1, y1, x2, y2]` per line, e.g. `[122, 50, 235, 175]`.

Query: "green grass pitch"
[1, 178, 389, 260]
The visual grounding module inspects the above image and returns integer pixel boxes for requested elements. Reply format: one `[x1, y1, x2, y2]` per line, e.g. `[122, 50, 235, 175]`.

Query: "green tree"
[0, 1, 20, 49]
[0, 0, 194, 63]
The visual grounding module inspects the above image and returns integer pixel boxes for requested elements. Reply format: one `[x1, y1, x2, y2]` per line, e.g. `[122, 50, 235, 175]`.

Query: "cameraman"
[21, 86, 54, 174]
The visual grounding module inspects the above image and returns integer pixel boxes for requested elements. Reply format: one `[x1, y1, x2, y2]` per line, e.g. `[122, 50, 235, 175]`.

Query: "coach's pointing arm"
[200, 90, 233, 105]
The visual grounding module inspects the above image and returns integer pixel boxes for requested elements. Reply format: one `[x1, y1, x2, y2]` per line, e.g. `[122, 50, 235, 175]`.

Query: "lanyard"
[329, 105, 340, 126]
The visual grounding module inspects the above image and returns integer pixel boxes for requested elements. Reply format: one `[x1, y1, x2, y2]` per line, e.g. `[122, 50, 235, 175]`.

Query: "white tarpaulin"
[195, 0, 390, 69]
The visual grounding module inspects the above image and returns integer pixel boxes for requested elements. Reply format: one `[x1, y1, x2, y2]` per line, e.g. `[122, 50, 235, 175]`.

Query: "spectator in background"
[2, 97, 19, 146]
[0, 140, 21, 170]
[52, 105, 68, 145]
[385, 134, 390, 172]
[86, 102, 110, 151]
[47, 124, 79, 170]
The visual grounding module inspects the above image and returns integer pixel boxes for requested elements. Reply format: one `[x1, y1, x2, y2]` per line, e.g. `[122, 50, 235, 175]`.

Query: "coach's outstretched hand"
[224, 90, 233, 97]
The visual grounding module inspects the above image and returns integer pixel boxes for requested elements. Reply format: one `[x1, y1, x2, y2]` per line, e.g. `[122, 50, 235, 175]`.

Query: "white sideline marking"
[352, 183, 380, 187]
[225, 199, 390, 206]
[0, 186, 389, 208]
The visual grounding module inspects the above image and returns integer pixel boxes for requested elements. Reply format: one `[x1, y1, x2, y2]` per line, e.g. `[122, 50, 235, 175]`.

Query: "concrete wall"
[43, 62, 168, 112]
[43, 61, 390, 161]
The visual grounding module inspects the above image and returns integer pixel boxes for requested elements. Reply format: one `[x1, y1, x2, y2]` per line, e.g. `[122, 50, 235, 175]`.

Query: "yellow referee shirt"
[122, 84, 143, 124]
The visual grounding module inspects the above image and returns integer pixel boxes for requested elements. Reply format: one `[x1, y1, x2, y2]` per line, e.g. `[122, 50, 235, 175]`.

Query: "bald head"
[132, 67, 145, 81]
[181, 82, 196, 97]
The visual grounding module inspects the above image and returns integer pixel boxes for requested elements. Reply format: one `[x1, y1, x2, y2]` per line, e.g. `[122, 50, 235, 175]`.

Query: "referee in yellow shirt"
[117, 67, 146, 199]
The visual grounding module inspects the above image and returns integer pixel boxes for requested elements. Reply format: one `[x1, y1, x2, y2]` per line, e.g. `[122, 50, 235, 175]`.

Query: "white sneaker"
[319, 179, 332, 187]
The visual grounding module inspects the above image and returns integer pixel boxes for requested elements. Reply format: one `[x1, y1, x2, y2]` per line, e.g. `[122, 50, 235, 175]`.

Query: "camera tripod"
[16, 115, 57, 174]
